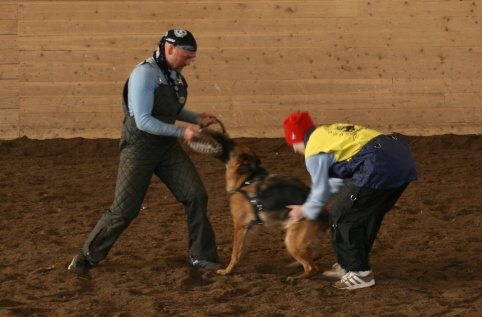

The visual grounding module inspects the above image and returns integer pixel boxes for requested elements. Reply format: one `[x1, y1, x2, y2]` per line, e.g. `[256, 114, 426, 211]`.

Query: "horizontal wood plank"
[18, 1, 361, 20]
[18, 127, 120, 140]
[0, 20, 17, 35]
[0, 108, 19, 124]
[0, 64, 18, 80]
[20, 111, 124, 129]
[0, 95, 18, 109]
[17, 1, 482, 20]
[0, 4, 18, 19]
[17, 16, 446, 36]
[0, 124, 19, 139]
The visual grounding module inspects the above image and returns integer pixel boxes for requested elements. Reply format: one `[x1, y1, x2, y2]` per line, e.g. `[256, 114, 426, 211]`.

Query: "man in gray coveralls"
[68, 29, 221, 271]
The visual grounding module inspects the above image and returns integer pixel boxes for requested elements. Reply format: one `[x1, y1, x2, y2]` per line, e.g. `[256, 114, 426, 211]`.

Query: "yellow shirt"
[305, 124, 381, 162]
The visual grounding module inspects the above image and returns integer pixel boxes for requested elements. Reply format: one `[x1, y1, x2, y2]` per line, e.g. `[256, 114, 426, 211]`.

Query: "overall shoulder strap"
[144, 58, 165, 85]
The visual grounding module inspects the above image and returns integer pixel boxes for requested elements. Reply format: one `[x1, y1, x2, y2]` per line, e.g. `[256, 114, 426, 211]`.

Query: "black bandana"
[153, 29, 196, 83]
[163, 29, 197, 52]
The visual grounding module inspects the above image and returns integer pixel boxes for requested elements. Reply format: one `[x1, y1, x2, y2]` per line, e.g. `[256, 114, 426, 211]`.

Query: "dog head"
[207, 131, 264, 190]
[207, 132, 258, 164]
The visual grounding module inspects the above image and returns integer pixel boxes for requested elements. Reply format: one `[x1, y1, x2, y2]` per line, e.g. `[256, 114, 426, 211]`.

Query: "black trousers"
[329, 183, 409, 272]
[81, 139, 218, 264]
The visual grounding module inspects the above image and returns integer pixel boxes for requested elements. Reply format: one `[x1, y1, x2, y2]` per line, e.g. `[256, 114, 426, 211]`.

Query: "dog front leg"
[217, 223, 250, 276]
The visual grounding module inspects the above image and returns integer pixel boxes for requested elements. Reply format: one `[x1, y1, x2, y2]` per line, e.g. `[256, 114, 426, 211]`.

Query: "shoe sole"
[192, 264, 223, 270]
[322, 272, 347, 282]
[333, 279, 376, 289]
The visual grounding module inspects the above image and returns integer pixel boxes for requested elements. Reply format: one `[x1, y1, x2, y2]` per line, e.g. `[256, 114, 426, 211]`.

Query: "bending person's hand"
[287, 205, 305, 222]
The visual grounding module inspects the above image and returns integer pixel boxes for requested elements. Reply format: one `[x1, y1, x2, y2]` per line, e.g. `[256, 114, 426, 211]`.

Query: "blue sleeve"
[177, 108, 199, 124]
[303, 153, 347, 220]
[127, 63, 185, 138]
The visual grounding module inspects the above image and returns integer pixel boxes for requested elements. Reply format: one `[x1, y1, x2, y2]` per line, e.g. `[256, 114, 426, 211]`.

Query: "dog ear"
[254, 154, 262, 165]
[207, 131, 233, 163]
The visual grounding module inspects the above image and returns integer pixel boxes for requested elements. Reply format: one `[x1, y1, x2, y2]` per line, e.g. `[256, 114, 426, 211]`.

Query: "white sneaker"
[333, 271, 375, 290]
[321, 263, 347, 282]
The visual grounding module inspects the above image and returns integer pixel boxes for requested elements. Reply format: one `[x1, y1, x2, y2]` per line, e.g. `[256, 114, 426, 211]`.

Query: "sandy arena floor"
[0, 134, 481, 316]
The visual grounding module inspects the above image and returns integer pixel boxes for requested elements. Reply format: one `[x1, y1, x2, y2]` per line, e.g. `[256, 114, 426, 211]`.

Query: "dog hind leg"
[285, 221, 322, 282]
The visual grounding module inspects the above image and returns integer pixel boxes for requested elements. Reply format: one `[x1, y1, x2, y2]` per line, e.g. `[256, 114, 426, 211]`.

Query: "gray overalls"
[81, 60, 218, 264]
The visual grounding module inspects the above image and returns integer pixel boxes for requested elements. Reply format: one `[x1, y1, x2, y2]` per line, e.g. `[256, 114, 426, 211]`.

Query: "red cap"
[283, 111, 315, 145]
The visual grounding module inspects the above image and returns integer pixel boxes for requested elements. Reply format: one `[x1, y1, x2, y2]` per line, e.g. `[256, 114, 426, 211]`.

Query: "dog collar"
[242, 168, 268, 187]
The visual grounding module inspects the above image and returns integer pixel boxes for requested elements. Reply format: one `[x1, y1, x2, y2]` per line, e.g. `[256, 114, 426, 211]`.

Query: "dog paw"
[216, 269, 232, 275]
[216, 269, 230, 275]
[286, 276, 296, 283]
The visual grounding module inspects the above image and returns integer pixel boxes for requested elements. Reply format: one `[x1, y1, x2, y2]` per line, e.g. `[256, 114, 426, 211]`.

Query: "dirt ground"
[0, 133, 481, 317]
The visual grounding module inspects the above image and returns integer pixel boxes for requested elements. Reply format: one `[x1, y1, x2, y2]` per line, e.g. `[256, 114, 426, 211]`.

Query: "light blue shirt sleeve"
[127, 62, 199, 138]
[302, 153, 347, 220]
[177, 107, 199, 123]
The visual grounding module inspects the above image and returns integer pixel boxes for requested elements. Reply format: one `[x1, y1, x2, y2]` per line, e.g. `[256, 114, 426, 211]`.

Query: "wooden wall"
[0, 0, 481, 140]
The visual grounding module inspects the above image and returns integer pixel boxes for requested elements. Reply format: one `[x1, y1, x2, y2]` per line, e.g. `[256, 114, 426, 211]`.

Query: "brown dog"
[208, 131, 328, 282]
